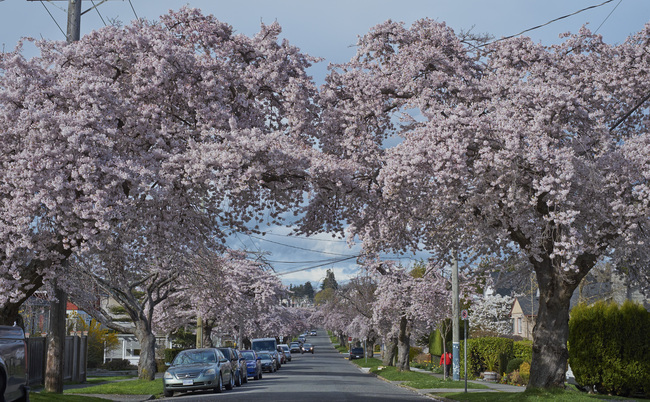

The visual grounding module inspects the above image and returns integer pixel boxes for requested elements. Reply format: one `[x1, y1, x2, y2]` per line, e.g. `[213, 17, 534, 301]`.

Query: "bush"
[569, 300, 650, 397]
[163, 348, 183, 364]
[513, 340, 532, 362]
[461, 337, 513, 377]
[409, 346, 423, 362]
[506, 358, 524, 374]
[102, 359, 135, 371]
[156, 359, 168, 373]
[519, 361, 530, 383]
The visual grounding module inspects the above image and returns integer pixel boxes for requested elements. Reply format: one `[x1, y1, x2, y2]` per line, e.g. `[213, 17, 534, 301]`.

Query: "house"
[509, 270, 649, 340]
[510, 294, 538, 340]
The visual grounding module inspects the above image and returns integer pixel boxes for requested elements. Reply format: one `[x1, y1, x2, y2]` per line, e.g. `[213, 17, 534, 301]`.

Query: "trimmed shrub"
[569, 300, 650, 397]
[103, 358, 135, 371]
[409, 346, 423, 362]
[460, 336, 514, 378]
[519, 361, 530, 383]
[506, 358, 524, 374]
[164, 348, 183, 364]
[513, 340, 532, 362]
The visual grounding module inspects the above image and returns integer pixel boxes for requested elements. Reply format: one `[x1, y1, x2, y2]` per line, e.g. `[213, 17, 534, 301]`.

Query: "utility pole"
[67, 0, 82, 42]
[44, 0, 80, 393]
[451, 249, 460, 381]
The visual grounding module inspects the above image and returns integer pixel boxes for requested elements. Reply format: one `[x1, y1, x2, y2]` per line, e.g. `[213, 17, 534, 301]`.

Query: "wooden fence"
[27, 335, 87, 386]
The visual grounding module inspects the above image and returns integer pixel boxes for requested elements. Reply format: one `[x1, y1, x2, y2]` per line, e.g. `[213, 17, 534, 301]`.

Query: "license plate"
[182, 379, 194, 386]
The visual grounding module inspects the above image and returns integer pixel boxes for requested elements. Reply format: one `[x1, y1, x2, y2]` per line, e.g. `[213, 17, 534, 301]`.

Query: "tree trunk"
[395, 316, 410, 372]
[382, 337, 397, 366]
[135, 323, 157, 381]
[527, 257, 588, 389]
[45, 284, 67, 393]
[202, 323, 213, 347]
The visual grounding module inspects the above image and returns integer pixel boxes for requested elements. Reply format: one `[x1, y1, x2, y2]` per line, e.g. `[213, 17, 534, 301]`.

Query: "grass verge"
[31, 393, 110, 401]
[65, 378, 163, 395]
[349, 356, 488, 390]
[439, 387, 640, 401]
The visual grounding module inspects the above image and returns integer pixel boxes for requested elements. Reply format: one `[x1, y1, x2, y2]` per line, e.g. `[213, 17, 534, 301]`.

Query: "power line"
[275, 256, 359, 276]
[248, 235, 357, 257]
[594, 0, 623, 34]
[483, 0, 616, 47]
[127, 0, 138, 20]
[90, 0, 107, 26]
[39, 0, 66, 38]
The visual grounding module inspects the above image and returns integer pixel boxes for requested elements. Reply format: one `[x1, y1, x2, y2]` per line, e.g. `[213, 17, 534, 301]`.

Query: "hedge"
[164, 348, 184, 364]
[460, 336, 515, 377]
[569, 300, 650, 397]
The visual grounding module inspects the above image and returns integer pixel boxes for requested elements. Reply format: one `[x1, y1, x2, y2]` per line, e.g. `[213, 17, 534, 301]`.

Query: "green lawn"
[440, 388, 641, 401]
[31, 393, 110, 402]
[348, 356, 488, 390]
[65, 378, 163, 395]
[372, 365, 488, 390]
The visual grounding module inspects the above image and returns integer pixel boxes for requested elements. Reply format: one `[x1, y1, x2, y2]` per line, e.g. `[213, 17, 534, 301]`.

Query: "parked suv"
[0, 325, 29, 402]
[217, 347, 247, 386]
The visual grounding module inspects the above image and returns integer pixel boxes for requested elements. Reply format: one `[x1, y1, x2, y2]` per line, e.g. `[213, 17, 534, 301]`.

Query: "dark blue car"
[240, 349, 263, 380]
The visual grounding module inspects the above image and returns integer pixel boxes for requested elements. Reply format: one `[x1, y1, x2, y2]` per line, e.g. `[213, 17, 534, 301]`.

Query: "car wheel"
[214, 373, 223, 393]
[164, 389, 174, 398]
[225, 372, 235, 390]
[311, 351, 314, 354]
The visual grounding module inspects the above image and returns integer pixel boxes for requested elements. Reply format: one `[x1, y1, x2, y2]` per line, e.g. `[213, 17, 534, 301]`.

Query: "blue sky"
[1, 0, 648, 286]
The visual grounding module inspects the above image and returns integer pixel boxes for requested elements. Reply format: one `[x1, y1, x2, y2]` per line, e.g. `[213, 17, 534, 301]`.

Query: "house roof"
[515, 296, 539, 316]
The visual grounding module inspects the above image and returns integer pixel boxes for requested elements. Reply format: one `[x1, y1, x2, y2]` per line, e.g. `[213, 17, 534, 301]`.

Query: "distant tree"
[321, 269, 339, 290]
[303, 282, 315, 300]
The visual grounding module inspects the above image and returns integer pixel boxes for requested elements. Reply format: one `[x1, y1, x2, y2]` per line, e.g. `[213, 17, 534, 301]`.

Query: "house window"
[517, 317, 522, 334]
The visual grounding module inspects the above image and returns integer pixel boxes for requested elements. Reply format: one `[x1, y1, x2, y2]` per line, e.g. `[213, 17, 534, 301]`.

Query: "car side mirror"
[220, 358, 228, 363]
[165, 362, 171, 366]
[257, 357, 261, 360]
[239, 357, 246, 362]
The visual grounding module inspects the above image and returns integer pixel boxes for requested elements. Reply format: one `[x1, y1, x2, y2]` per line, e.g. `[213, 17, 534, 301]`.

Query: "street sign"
[461, 309, 469, 320]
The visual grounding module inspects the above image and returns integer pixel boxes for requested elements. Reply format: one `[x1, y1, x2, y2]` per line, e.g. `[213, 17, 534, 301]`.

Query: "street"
[160, 332, 429, 401]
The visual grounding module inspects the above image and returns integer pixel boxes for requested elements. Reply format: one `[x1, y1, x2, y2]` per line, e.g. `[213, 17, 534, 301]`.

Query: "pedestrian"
[440, 351, 452, 378]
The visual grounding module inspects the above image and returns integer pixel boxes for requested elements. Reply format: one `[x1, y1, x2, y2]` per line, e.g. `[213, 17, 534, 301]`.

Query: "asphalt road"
[160, 331, 430, 401]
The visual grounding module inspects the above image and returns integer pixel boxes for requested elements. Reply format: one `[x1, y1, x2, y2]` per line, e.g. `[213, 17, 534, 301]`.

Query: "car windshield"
[241, 351, 256, 360]
[172, 350, 216, 366]
[351, 348, 363, 353]
[258, 352, 271, 359]
[281, 346, 289, 351]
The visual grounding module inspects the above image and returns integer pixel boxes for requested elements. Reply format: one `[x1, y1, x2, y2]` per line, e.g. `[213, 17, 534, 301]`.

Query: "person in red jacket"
[440, 351, 452, 379]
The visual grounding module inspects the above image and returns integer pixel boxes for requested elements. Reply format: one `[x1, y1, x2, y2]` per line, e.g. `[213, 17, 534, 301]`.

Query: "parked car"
[0, 325, 28, 402]
[276, 347, 287, 364]
[310, 330, 317, 336]
[278, 344, 292, 362]
[163, 348, 234, 397]
[289, 342, 302, 353]
[239, 349, 262, 380]
[269, 349, 282, 369]
[301, 343, 314, 354]
[257, 351, 277, 373]
[217, 347, 247, 386]
[349, 347, 364, 360]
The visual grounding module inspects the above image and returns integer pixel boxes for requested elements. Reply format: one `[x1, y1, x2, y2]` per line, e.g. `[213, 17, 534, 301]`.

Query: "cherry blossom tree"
[0, 7, 317, 324]
[154, 249, 288, 348]
[469, 292, 515, 337]
[305, 20, 650, 388]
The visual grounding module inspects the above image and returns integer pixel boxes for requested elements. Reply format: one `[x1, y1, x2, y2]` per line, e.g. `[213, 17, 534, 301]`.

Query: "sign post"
[461, 309, 469, 393]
